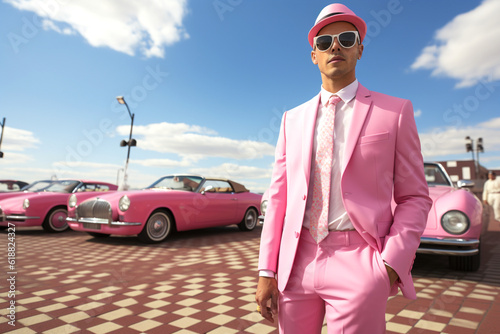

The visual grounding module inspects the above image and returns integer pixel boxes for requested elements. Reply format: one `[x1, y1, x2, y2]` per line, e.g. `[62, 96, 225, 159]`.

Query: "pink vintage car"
[419, 162, 483, 271]
[0, 180, 117, 232]
[67, 175, 262, 243]
[258, 162, 483, 271]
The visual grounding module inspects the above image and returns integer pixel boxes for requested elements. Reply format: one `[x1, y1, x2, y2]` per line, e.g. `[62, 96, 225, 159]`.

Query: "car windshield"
[43, 180, 81, 193]
[23, 180, 54, 192]
[147, 176, 203, 192]
[424, 165, 452, 186]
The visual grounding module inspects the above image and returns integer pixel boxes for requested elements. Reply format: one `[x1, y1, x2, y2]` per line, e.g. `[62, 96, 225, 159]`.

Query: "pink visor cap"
[308, 3, 367, 48]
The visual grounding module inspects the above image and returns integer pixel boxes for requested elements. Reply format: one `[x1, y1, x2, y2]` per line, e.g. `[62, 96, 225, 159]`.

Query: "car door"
[198, 180, 238, 225]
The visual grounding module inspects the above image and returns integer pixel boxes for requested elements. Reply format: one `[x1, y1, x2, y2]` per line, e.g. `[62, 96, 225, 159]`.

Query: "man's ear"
[357, 44, 364, 60]
[311, 50, 318, 65]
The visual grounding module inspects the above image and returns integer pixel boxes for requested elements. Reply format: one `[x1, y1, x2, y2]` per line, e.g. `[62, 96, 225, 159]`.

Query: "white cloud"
[130, 158, 191, 168]
[411, 0, 500, 88]
[419, 117, 500, 158]
[414, 109, 422, 118]
[54, 161, 122, 170]
[117, 122, 276, 161]
[0, 152, 34, 165]
[5, 0, 189, 58]
[1, 126, 40, 151]
[189, 163, 272, 180]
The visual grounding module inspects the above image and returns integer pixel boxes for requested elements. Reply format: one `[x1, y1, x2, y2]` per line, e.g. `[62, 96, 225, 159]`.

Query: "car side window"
[78, 184, 111, 192]
[202, 180, 234, 193]
[95, 184, 110, 191]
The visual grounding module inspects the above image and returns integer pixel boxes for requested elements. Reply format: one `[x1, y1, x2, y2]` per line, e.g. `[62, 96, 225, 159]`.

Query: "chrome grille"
[77, 198, 111, 220]
[77, 201, 94, 217]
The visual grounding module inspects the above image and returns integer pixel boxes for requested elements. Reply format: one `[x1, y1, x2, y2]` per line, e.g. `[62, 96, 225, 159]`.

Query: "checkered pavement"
[1, 225, 499, 333]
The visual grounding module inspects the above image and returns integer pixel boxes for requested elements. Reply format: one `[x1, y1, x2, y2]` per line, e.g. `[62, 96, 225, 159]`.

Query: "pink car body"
[258, 162, 484, 271]
[67, 175, 262, 243]
[0, 180, 117, 232]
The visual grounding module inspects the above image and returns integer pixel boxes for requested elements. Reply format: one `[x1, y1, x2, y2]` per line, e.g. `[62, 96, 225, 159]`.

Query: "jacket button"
[303, 195, 306, 200]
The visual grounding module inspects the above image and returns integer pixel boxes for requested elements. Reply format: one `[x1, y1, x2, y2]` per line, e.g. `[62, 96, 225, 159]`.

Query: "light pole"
[465, 136, 484, 178]
[116, 168, 124, 186]
[0, 118, 6, 158]
[116, 96, 136, 190]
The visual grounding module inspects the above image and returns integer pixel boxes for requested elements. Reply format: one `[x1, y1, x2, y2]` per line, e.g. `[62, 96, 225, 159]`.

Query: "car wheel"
[449, 249, 481, 271]
[138, 210, 173, 243]
[42, 207, 69, 233]
[238, 208, 258, 231]
[87, 232, 110, 238]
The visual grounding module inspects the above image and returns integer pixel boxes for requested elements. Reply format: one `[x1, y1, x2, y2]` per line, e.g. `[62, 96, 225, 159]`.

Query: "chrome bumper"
[417, 237, 480, 256]
[67, 217, 141, 226]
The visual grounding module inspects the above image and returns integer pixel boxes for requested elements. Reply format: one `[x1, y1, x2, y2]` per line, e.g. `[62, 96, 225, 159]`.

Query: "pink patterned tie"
[309, 95, 341, 243]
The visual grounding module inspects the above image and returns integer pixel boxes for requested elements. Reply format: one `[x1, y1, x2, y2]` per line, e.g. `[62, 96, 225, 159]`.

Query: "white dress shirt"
[303, 80, 358, 231]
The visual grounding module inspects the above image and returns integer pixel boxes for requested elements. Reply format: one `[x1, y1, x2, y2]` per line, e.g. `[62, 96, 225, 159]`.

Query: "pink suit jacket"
[258, 84, 432, 299]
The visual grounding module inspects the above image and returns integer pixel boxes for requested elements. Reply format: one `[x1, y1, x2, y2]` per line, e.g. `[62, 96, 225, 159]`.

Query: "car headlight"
[441, 210, 470, 235]
[260, 200, 268, 216]
[119, 195, 130, 212]
[68, 194, 77, 208]
[23, 199, 30, 209]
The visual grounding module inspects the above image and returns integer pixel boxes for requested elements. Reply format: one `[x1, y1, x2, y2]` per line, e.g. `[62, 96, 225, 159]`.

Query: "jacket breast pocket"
[357, 131, 389, 145]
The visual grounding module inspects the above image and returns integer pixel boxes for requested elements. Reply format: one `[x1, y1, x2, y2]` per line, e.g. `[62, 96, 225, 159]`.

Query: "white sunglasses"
[313, 31, 360, 51]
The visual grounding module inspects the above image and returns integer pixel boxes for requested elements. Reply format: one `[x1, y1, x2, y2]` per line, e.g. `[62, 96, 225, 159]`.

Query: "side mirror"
[457, 180, 475, 189]
[201, 185, 214, 195]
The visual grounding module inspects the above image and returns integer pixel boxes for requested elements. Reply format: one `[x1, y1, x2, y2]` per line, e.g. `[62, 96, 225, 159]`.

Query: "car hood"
[0, 191, 68, 209]
[0, 191, 34, 201]
[78, 188, 194, 204]
[428, 185, 455, 201]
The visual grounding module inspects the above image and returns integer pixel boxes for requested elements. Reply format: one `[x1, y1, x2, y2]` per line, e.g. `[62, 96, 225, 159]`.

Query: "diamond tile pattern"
[1, 224, 500, 333]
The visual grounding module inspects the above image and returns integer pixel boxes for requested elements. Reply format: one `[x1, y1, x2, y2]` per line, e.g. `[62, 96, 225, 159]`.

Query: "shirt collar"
[320, 80, 358, 107]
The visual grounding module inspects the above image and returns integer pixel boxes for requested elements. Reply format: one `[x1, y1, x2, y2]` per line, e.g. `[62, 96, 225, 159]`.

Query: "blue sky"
[1, 0, 499, 192]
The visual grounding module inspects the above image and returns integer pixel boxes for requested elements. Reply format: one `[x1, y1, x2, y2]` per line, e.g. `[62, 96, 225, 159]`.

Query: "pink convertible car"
[67, 175, 262, 243]
[258, 162, 483, 271]
[419, 162, 483, 271]
[0, 180, 117, 232]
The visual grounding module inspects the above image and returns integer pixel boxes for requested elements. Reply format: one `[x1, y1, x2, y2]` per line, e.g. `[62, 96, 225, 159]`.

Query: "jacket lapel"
[302, 94, 321, 184]
[342, 84, 372, 172]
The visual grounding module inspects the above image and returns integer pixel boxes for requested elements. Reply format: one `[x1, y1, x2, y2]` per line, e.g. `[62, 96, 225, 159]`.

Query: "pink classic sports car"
[258, 162, 484, 271]
[67, 175, 262, 243]
[419, 162, 483, 271]
[0, 180, 117, 232]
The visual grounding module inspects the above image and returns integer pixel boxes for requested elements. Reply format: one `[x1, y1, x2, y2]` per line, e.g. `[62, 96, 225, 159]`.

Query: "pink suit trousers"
[279, 228, 390, 334]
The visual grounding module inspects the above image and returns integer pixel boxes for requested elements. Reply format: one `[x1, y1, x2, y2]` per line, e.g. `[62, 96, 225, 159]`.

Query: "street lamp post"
[465, 136, 484, 178]
[0, 117, 5, 158]
[116, 96, 136, 190]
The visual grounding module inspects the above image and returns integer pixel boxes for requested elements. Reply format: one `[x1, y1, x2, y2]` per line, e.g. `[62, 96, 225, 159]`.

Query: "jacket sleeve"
[258, 112, 288, 273]
[381, 99, 432, 282]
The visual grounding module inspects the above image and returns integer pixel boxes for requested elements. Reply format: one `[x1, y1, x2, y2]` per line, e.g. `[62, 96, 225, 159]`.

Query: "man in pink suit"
[255, 3, 432, 333]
